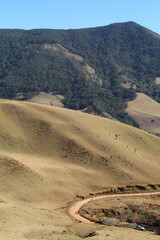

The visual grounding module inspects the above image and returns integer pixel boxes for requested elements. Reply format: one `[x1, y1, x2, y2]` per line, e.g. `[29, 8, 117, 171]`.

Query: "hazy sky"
[0, 0, 160, 34]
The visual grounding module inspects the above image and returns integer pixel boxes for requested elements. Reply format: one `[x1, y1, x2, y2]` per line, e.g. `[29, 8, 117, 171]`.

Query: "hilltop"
[0, 99, 160, 239]
[0, 21, 160, 125]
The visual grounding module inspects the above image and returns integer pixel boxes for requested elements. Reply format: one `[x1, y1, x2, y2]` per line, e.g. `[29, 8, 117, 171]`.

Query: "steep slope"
[0, 99, 160, 239]
[126, 93, 160, 135]
[0, 22, 160, 125]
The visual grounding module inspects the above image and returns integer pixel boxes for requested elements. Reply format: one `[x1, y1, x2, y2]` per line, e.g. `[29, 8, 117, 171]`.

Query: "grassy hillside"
[0, 99, 160, 239]
[0, 22, 160, 125]
[126, 93, 160, 135]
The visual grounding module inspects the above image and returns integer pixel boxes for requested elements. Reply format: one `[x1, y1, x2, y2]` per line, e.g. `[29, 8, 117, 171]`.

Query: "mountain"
[0, 99, 160, 239]
[0, 21, 160, 125]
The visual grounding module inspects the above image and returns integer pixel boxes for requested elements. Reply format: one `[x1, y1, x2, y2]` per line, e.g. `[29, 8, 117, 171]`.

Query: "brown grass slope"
[126, 93, 160, 135]
[0, 99, 160, 239]
[0, 98, 160, 197]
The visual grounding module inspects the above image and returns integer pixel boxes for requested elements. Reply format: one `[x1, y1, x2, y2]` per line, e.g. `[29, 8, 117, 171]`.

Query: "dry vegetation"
[0, 99, 160, 239]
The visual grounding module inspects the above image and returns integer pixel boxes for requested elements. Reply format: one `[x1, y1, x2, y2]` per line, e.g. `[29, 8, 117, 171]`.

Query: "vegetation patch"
[80, 195, 160, 234]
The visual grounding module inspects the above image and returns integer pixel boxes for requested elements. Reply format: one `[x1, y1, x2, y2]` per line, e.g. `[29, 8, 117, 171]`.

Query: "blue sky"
[0, 0, 160, 34]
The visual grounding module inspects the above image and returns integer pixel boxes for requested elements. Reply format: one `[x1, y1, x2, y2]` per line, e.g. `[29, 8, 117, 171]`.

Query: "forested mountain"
[0, 21, 160, 126]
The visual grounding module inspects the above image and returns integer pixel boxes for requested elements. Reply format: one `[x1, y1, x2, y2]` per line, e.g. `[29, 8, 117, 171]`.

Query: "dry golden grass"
[126, 93, 160, 135]
[0, 99, 160, 239]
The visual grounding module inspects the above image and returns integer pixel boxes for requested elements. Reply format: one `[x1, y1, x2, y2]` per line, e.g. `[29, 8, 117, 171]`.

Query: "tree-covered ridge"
[0, 22, 159, 126]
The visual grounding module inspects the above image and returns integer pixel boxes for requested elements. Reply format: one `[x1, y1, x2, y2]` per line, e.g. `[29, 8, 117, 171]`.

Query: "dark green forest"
[0, 21, 160, 126]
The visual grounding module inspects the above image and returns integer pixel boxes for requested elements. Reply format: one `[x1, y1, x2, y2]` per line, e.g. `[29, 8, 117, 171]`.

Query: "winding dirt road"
[68, 192, 160, 224]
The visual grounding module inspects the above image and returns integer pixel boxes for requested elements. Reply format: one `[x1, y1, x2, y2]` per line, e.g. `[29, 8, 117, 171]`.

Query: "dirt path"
[68, 192, 160, 224]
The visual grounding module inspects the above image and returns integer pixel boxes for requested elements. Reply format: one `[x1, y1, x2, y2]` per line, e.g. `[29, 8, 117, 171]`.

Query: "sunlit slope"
[0, 99, 160, 195]
[0, 99, 160, 239]
[126, 93, 160, 135]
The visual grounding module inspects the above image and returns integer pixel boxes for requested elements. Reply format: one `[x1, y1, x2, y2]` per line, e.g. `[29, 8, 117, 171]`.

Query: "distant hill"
[126, 93, 160, 135]
[0, 21, 160, 125]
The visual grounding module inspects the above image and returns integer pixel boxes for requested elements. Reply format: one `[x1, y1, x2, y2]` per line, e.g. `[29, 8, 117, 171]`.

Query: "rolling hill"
[0, 99, 160, 239]
[0, 21, 160, 125]
[126, 93, 160, 135]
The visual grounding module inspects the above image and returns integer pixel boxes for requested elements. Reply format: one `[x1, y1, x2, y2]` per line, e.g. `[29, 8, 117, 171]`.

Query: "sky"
[0, 0, 160, 34]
